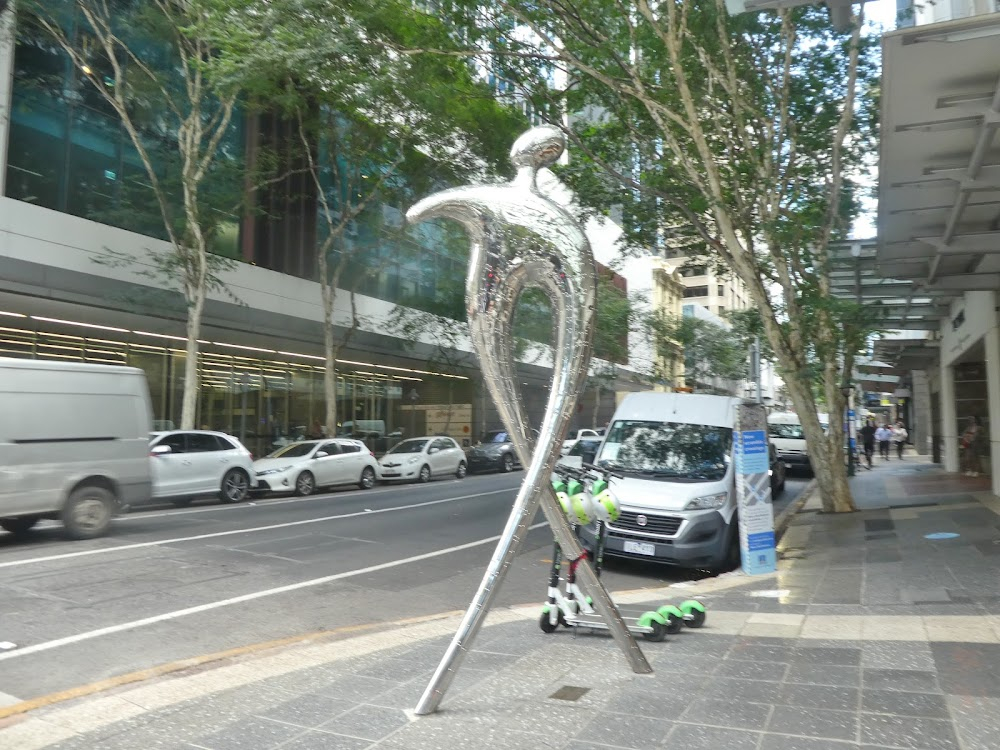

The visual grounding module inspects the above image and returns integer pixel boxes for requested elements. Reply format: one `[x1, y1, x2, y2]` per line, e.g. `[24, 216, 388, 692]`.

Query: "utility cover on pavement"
[550, 686, 590, 701]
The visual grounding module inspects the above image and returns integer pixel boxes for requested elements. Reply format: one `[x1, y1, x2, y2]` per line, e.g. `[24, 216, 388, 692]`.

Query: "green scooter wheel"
[642, 619, 667, 642]
[680, 600, 707, 628]
[539, 610, 558, 634]
[657, 605, 685, 634]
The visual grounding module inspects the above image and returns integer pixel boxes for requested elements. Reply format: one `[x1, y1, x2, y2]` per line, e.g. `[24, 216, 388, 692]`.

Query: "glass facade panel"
[0, 322, 474, 457]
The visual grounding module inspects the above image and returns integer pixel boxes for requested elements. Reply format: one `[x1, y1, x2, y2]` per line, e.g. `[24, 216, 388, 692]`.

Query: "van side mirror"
[151, 444, 172, 455]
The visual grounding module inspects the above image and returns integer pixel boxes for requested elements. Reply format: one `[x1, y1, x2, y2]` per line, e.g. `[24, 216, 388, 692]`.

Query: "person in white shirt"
[874, 424, 891, 460]
[892, 422, 908, 460]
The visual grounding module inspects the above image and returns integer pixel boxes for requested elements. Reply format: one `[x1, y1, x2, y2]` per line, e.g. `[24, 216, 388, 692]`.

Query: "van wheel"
[1, 517, 39, 535]
[220, 469, 250, 504]
[61, 485, 115, 540]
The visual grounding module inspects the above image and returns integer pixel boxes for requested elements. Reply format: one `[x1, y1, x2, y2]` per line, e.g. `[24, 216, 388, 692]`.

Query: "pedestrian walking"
[875, 423, 891, 460]
[961, 416, 982, 476]
[892, 421, 908, 460]
[859, 419, 876, 469]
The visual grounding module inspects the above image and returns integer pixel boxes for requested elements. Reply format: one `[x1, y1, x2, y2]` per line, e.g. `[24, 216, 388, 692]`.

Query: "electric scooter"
[540, 462, 707, 640]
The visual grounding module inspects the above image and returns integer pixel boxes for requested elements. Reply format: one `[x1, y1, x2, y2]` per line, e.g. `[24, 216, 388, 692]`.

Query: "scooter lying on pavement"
[539, 462, 707, 641]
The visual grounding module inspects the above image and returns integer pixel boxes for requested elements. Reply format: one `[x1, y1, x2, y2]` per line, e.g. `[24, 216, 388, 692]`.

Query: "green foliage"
[650, 313, 747, 390]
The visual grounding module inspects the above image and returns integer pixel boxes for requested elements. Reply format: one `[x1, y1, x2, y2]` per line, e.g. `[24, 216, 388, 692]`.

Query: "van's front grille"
[609, 512, 683, 537]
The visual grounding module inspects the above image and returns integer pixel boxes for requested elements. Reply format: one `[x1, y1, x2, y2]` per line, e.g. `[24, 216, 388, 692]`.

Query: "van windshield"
[769, 423, 805, 439]
[598, 420, 732, 481]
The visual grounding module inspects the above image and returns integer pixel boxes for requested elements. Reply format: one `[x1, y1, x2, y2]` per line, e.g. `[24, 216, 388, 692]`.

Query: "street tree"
[201, 0, 523, 437]
[24, 0, 245, 429]
[648, 312, 747, 393]
[440, 0, 880, 512]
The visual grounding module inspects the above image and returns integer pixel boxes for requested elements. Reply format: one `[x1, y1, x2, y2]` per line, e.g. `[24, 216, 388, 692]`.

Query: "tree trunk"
[180, 292, 204, 429]
[323, 315, 338, 437]
[781, 369, 855, 513]
[592, 381, 602, 429]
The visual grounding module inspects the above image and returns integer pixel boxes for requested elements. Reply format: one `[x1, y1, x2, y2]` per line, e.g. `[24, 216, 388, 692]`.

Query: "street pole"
[754, 336, 762, 405]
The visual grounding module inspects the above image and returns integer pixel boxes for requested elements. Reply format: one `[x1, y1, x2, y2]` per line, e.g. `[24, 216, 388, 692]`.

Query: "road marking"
[0, 488, 517, 570]
[0, 522, 548, 662]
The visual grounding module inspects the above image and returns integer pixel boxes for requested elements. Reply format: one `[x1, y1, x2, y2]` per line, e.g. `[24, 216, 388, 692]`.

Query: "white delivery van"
[581, 392, 743, 571]
[767, 411, 828, 472]
[0, 358, 153, 539]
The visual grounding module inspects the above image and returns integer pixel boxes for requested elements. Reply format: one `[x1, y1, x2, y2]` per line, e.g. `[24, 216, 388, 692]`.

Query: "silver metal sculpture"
[406, 126, 652, 717]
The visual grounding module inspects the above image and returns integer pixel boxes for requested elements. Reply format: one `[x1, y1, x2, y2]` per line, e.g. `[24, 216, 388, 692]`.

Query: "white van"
[767, 411, 828, 471]
[582, 392, 743, 571]
[0, 358, 153, 539]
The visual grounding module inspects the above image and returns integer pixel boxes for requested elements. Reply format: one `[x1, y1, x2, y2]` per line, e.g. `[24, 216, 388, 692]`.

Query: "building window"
[683, 286, 709, 298]
[717, 285, 725, 297]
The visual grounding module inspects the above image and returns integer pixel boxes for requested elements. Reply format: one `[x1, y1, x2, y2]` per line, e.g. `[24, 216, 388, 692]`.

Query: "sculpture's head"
[509, 126, 565, 171]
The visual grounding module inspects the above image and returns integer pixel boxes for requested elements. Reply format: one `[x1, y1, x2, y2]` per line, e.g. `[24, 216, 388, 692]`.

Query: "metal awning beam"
[915, 232, 1000, 254]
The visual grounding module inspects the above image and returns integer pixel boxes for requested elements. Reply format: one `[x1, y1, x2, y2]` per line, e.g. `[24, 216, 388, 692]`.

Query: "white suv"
[149, 430, 257, 507]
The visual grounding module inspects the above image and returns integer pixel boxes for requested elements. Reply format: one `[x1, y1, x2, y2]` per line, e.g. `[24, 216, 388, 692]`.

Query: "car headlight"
[684, 492, 728, 510]
[407, 457, 421, 464]
[256, 466, 291, 477]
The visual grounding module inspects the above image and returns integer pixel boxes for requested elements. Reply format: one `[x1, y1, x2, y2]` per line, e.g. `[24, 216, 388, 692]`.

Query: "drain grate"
[550, 685, 590, 701]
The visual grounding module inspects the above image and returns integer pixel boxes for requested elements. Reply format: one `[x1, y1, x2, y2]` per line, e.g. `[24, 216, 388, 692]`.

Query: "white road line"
[0, 488, 517, 570]
[0, 521, 549, 662]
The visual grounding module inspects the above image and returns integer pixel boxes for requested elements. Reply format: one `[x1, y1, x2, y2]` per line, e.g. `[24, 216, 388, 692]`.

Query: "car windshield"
[388, 439, 429, 454]
[769, 423, 805, 439]
[482, 431, 508, 444]
[267, 443, 316, 459]
[598, 420, 732, 481]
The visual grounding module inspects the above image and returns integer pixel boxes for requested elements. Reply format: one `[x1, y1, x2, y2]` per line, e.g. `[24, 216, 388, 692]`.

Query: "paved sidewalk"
[5, 456, 1000, 750]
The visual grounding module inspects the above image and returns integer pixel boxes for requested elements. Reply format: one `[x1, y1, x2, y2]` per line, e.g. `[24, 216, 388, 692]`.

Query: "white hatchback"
[378, 437, 467, 483]
[254, 439, 380, 496]
[149, 430, 258, 507]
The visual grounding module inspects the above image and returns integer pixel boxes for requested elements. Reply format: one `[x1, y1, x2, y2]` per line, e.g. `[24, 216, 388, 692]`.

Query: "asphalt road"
[0, 472, 809, 702]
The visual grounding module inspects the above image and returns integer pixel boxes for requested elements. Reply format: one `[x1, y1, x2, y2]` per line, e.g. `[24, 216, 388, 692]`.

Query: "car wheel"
[456, 461, 467, 479]
[501, 454, 514, 473]
[418, 464, 431, 483]
[1, 517, 39, 535]
[61, 484, 115, 540]
[220, 469, 250, 504]
[295, 471, 316, 496]
[359, 466, 376, 490]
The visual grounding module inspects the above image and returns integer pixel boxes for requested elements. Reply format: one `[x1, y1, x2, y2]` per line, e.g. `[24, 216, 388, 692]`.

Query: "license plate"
[623, 540, 656, 556]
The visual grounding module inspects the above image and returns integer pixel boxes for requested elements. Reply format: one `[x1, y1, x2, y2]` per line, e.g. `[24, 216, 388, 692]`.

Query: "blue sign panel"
[736, 430, 769, 475]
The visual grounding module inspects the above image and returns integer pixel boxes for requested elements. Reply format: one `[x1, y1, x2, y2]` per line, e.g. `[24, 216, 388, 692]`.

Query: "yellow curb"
[0, 609, 463, 722]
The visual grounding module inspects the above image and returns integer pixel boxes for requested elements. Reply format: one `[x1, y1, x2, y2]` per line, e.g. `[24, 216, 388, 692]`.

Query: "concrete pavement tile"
[947, 695, 1000, 750]
[713, 659, 789, 682]
[726, 642, 794, 663]
[700, 677, 783, 703]
[792, 647, 862, 666]
[800, 616, 864, 640]
[690, 609, 750, 633]
[926, 624, 998, 643]
[775, 683, 860, 712]
[256, 694, 354, 729]
[862, 668, 941, 693]
[931, 642, 1000, 696]
[578, 712, 674, 748]
[345, 656, 433, 682]
[317, 704, 409, 741]
[315, 675, 397, 702]
[860, 616, 927, 642]
[861, 642, 935, 671]
[861, 689, 950, 718]
[765, 705, 858, 741]
[665, 723, 761, 749]
[747, 613, 806, 626]
[266, 666, 345, 696]
[785, 664, 862, 688]
[603, 684, 695, 721]
[740, 623, 802, 638]
[275, 731, 369, 750]
[759, 736, 860, 750]
[194, 716, 303, 750]
[679, 697, 772, 730]
[377, 722, 566, 750]
[860, 714, 959, 749]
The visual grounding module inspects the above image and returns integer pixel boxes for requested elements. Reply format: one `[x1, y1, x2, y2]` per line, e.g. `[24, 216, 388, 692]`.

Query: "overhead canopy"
[878, 14, 1000, 298]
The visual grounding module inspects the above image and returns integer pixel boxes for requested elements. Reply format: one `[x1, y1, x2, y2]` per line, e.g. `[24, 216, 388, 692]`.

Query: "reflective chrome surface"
[407, 126, 651, 716]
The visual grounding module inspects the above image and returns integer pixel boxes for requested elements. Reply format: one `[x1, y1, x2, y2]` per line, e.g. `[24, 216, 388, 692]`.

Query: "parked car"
[378, 437, 467, 483]
[769, 442, 787, 497]
[149, 430, 257, 507]
[467, 429, 525, 473]
[561, 428, 602, 456]
[253, 439, 379, 496]
[1, 358, 152, 539]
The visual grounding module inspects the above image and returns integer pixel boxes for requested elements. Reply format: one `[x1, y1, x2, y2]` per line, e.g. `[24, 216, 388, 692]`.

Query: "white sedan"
[378, 437, 467, 483]
[253, 439, 379, 496]
[149, 430, 258, 507]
